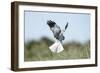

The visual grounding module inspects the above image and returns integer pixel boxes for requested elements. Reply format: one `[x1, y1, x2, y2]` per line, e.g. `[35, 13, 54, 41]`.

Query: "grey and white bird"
[47, 20, 68, 42]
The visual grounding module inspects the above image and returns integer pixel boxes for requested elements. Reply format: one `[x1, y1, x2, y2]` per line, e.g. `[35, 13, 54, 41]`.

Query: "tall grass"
[24, 37, 90, 61]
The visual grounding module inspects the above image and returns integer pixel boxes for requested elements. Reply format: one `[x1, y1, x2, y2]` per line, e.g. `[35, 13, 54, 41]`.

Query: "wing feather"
[65, 22, 68, 30]
[47, 20, 61, 39]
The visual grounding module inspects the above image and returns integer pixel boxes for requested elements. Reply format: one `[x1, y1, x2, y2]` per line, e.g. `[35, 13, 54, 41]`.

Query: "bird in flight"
[47, 20, 68, 43]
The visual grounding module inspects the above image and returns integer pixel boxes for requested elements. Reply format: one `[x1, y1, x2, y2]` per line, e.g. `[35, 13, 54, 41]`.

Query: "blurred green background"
[24, 37, 90, 61]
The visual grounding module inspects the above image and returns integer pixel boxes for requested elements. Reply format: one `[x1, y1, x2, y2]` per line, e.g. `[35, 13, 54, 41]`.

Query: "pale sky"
[24, 11, 90, 43]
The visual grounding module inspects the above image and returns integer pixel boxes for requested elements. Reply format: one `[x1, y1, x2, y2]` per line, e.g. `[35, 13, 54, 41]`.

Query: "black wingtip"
[65, 22, 68, 30]
[47, 20, 56, 28]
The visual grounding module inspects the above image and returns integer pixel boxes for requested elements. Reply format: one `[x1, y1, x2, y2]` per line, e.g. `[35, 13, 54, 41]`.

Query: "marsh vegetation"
[24, 37, 90, 61]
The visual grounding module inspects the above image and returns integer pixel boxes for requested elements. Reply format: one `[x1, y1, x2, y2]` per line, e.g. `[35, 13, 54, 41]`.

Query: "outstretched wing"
[47, 20, 61, 39]
[65, 22, 68, 30]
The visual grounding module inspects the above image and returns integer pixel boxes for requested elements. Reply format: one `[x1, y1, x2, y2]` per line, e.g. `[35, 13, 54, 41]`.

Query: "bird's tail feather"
[49, 41, 64, 53]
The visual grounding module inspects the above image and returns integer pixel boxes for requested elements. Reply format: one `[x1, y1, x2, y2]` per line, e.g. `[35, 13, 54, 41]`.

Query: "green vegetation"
[24, 37, 90, 61]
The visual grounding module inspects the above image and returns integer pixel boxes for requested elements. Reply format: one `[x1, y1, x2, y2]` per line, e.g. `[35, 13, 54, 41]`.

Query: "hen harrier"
[47, 20, 68, 43]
